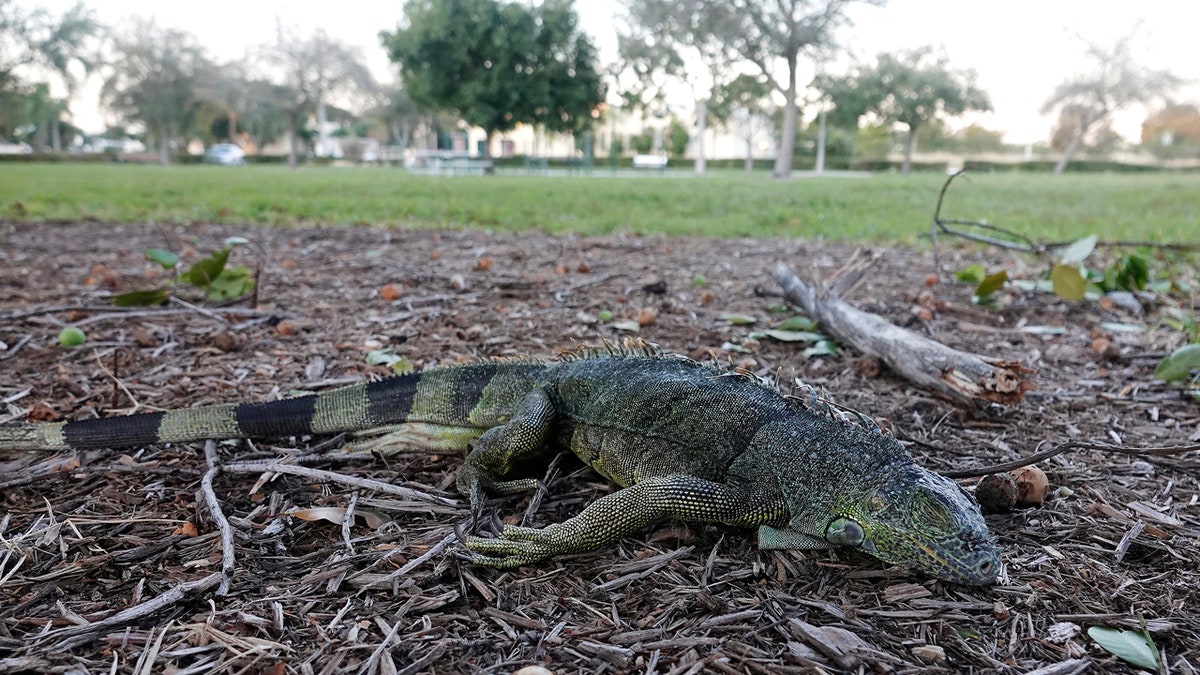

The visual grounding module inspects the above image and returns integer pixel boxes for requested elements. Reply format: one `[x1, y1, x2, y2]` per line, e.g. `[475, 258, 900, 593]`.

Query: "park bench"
[632, 154, 668, 170]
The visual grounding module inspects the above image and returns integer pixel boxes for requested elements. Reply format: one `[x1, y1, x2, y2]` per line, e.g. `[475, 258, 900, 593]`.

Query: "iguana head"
[761, 462, 1001, 585]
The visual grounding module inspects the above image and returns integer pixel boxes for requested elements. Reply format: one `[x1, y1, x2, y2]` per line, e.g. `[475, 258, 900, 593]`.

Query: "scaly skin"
[0, 341, 1001, 584]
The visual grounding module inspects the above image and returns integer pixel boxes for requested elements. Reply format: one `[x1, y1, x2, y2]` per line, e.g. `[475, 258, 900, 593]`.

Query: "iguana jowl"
[0, 342, 1001, 585]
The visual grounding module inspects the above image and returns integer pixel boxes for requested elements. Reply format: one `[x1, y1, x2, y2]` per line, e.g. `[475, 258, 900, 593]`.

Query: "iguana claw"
[466, 525, 559, 568]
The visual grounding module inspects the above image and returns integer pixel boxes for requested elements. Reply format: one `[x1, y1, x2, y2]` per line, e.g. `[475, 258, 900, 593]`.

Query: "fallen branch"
[930, 171, 1200, 269]
[773, 263, 1033, 406]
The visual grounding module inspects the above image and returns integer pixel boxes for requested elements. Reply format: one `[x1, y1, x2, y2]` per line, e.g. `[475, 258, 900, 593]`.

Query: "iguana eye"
[826, 517, 865, 546]
[913, 491, 953, 529]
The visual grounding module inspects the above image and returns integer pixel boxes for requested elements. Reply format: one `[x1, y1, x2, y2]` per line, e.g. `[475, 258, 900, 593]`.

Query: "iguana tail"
[0, 361, 547, 452]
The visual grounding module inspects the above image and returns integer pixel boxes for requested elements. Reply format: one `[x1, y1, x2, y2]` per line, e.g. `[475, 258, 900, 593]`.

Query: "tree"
[102, 21, 214, 164]
[1042, 32, 1180, 174]
[1140, 103, 1200, 159]
[1049, 104, 1122, 157]
[0, 0, 100, 92]
[238, 79, 292, 153]
[382, 0, 604, 158]
[821, 47, 991, 173]
[368, 85, 425, 148]
[0, 0, 101, 150]
[525, 0, 605, 136]
[264, 26, 375, 168]
[709, 73, 772, 171]
[619, 0, 742, 174]
[700, 0, 885, 178]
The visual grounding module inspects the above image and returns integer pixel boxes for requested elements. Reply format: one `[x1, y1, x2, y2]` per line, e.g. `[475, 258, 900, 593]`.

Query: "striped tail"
[0, 361, 546, 452]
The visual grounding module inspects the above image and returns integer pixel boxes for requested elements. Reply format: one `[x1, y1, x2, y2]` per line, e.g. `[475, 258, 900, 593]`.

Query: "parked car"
[206, 143, 245, 165]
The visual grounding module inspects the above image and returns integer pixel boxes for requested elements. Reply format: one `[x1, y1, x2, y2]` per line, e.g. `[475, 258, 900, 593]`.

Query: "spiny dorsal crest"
[558, 338, 668, 362]
[784, 380, 890, 438]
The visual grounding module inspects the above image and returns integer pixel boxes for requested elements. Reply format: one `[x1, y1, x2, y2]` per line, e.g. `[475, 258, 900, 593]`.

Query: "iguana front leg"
[467, 474, 772, 568]
[455, 387, 556, 508]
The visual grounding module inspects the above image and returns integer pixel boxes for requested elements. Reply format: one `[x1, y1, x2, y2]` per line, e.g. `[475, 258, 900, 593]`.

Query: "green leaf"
[1114, 254, 1150, 291]
[1058, 234, 1098, 265]
[596, 310, 614, 322]
[776, 315, 818, 331]
[389, 355, 415, 375]
[366, 350, 401, 367]
[975, 270, 1009, 298]
[722, 313, 758, 325]
[1051, 263, 1087, 301]
[113, 289, 171, 306]
[954, 264, 986, 284]
[748, 329, 823, 343]
[144, 248, 179, 269]
[185, 248, 231, 287]
[1087, 626, 1158, 670]
[205, 265, 254, 301]
[1155, 343, 1200, 382]
[691, 274, 706, 286]
[803, 340, 839, 357]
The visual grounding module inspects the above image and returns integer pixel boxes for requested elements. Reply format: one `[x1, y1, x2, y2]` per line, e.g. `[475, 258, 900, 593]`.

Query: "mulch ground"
[0, 220, 1198, 674]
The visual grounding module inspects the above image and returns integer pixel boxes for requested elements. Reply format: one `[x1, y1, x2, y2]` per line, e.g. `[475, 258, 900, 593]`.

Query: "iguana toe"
[466, 525, 558, 567]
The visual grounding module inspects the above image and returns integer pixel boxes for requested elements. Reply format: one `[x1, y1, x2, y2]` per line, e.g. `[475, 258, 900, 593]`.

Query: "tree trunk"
[745, 132, 754, 172]
[287, 112, 299, 170]
[694, 102, 707, 175]
[482, 127, 493, 159]
[316, 98, 329, 158]
[157, 124, 171, 165]
[815, 107, 827, 174]
[50, 116, 62, 152]
[901, 124, 918, 174]
[228, 112, 238, 142]
[1053, 124, 1089, 175]
[772, 55, 799, 179]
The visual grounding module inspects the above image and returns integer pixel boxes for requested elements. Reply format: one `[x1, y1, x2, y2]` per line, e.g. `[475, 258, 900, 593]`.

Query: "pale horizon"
[25, 0, 1200, 147]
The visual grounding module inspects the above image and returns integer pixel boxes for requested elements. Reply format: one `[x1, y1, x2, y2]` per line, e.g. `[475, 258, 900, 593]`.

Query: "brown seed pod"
[1011, 466, 1049, 507]
[976, 472, 1019, 514]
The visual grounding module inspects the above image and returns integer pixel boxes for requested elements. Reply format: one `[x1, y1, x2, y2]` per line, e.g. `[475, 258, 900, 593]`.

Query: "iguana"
[0, 341, 1001, 585]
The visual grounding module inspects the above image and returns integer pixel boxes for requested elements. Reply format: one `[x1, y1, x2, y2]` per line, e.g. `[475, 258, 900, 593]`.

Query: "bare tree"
[619, 0, 742, 174]
[101, 20, 213, 164]
[1042, 32, 1180, 174]
[263, 25, 374, 169]
[722, 0, 885, 178]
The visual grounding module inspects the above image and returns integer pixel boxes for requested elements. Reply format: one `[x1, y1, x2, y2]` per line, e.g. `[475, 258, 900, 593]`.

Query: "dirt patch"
[1, 220, 1197, 673]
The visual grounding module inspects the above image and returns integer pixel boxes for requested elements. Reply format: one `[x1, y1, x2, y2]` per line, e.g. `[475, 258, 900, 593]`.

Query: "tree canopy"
[821, 47, 991, 173]
[382, 0, 604, 157]
[619, 0, 883, 178]
[101, 20, 214, 164]
[264, 26, 375, 168]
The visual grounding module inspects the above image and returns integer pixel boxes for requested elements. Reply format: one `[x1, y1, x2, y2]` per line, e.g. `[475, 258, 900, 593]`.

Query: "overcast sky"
[31, 0, 1200, 144]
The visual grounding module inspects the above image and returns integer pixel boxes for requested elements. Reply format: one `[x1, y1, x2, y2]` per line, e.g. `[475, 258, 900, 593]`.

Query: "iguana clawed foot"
[466, 524, 561, 568]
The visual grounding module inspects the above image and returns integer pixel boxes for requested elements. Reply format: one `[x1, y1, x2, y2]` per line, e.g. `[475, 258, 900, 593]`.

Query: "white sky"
[29, 0, 1200, 144]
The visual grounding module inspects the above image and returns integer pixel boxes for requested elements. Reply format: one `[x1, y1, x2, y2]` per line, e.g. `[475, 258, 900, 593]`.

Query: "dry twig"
[945, 439, 1200, 478]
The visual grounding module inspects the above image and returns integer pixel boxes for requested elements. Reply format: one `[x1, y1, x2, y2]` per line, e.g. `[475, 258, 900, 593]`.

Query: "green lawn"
[0, 163, 1196, 242]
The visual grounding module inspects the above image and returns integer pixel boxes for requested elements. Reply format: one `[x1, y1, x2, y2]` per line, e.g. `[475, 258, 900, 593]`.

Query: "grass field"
[0, 163, 1196, 242]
